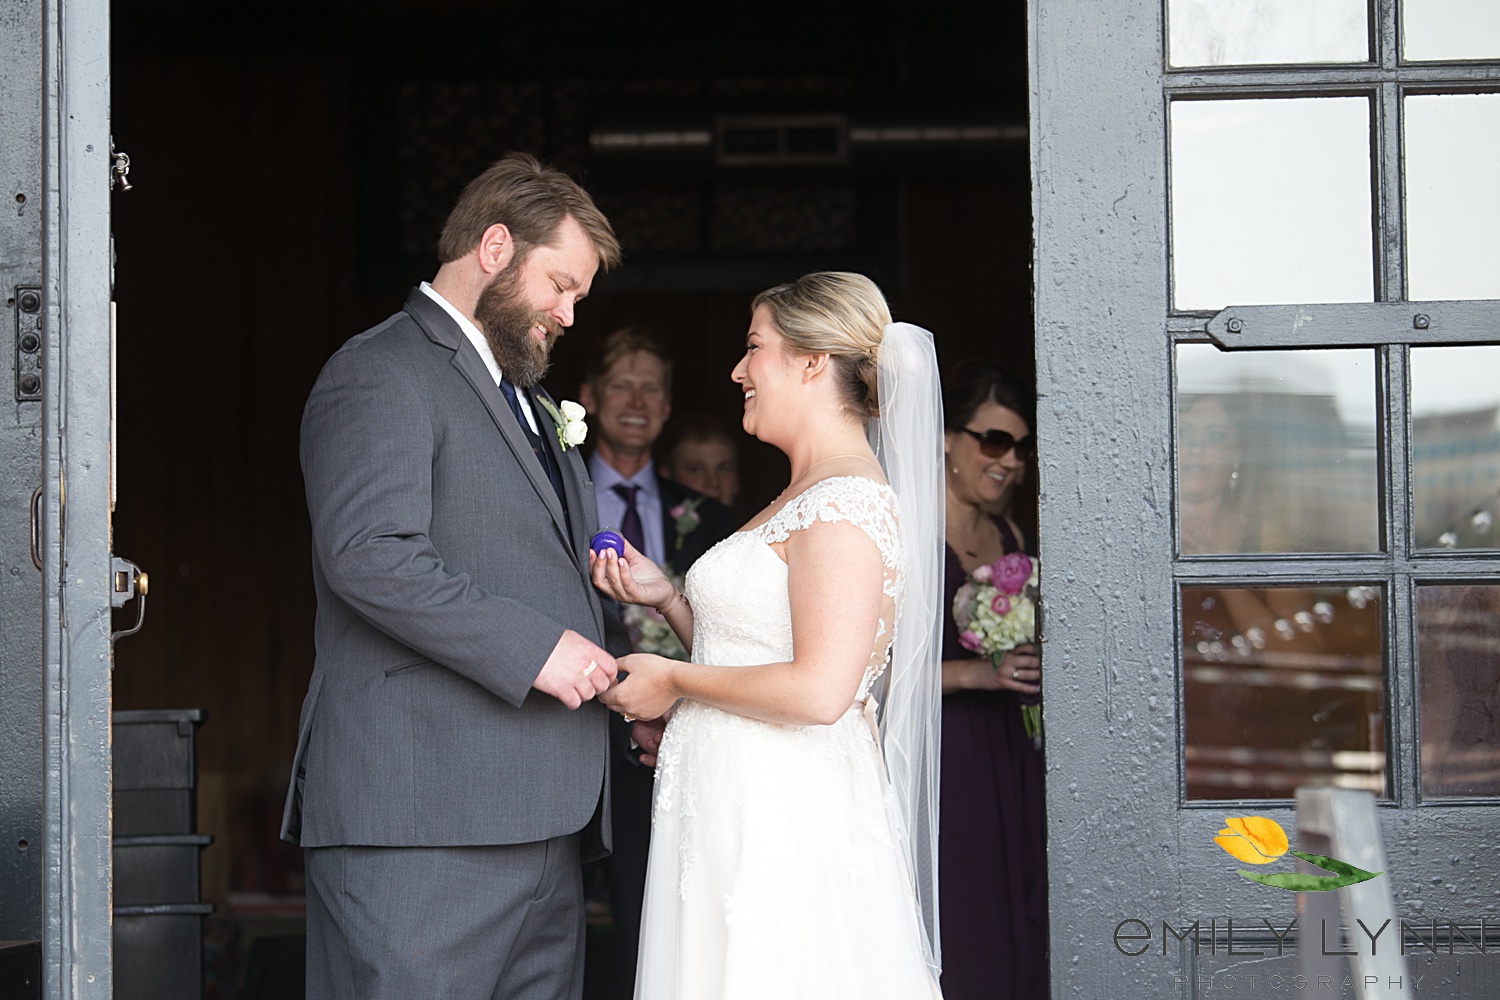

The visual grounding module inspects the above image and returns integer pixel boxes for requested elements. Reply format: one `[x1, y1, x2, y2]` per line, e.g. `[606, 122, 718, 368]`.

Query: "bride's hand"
[588, 540, 676, 609]
[600, 653, 681, 722]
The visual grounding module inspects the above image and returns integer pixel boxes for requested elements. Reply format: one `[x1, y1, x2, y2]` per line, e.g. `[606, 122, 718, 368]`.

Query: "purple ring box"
[591, 530, 625, 557]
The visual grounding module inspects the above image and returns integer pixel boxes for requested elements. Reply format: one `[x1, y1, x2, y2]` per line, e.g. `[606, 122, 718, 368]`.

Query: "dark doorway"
[109, 1, 1033, 992]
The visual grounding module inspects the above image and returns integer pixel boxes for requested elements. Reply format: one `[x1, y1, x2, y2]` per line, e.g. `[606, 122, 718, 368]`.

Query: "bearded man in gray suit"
[283, 153, 628, 1000]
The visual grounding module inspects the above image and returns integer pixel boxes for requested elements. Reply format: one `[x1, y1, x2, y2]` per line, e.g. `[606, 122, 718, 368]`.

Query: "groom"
[283, 153, 628, 1000]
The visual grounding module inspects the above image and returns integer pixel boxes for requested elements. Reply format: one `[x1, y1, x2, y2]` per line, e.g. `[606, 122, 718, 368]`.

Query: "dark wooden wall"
[109, 0, 1034, 898]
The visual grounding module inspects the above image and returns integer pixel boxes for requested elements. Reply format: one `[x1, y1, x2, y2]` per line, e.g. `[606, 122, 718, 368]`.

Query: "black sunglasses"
[961, 427, 1034, 460]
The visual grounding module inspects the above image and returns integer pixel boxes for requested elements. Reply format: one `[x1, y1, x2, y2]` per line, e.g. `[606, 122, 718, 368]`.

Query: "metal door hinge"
[14, 285, 42, 401]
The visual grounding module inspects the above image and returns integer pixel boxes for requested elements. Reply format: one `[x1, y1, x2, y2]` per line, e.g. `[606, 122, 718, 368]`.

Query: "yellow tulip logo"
[1213, 816, 1381, 892]
[1214, 816, 1289, 865]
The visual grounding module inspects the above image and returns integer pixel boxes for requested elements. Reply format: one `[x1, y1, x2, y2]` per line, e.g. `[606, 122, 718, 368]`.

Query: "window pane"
[1177, 345, 1379, 554]
[1403, 0, 1500, 61]
[1417, 584, 1500, 797]
[1183, 584, 1386, 800]
[1411, 346, 1500, 550]
[1405, 94, 1500, 301]
[1171, 98, 1374, 311]
[1169, 0, 1369, 67]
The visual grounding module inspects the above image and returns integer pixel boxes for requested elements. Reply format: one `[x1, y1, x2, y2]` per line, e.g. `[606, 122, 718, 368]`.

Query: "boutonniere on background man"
[953, 551, 1043, 747]
[669, 496, 705, 552]
[535, 398, 588, 450]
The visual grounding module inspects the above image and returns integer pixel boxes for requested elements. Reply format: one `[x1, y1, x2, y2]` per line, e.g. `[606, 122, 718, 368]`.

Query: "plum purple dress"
[939, 519, 1048, 999]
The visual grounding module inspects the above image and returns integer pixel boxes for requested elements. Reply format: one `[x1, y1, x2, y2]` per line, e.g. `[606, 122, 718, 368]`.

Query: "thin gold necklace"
[779, 453, 876, 497]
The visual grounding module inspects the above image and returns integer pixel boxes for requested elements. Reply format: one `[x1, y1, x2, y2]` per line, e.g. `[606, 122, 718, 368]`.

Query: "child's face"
[668, 440, 739, 507]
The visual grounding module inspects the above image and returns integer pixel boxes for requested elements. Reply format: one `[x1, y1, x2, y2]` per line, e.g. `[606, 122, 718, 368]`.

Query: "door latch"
[111, 557, 149, 642]
[110, 138, 132, 192]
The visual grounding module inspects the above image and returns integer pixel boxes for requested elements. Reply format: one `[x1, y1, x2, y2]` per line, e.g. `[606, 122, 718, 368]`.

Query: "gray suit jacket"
[283, 288, 625, 858]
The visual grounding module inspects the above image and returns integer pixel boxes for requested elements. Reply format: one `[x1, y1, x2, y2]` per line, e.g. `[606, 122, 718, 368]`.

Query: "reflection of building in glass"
[1418, 585, 1500, 797]
[1179, 388, 1377, 554]
[1411, 405, 1500, 549]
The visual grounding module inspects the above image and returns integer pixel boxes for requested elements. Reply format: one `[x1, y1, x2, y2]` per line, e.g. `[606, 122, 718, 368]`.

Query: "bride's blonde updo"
[750, 271, 892, 418]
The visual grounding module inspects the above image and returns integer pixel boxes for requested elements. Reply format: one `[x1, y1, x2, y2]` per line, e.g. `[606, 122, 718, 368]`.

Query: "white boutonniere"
[536, 397, 588, 450]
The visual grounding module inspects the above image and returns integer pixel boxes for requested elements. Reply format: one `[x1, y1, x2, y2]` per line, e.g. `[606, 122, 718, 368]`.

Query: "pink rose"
[990, 594, 1011, 616]
[970, 564, 993, 584]
[958, 630, 982, 653]
[669, 503, 686, 518]
[993, 552, 1033, 595]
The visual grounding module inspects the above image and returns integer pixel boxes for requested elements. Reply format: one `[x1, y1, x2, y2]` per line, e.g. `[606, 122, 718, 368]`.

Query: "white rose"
[559, 400, 586, 421]
[563, 419, 588, 447]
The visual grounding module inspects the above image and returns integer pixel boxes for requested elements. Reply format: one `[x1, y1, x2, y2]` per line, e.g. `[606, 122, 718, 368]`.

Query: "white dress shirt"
[587, 453, 666, 567]
[419, 281, 540, 435]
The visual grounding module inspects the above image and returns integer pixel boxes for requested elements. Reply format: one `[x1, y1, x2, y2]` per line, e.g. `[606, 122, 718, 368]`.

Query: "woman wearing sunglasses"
[938, 360, 1048, 999]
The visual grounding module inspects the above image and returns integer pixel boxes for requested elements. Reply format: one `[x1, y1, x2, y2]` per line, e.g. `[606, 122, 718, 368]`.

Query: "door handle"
[110, 557, 149, 642]
[29, 485, 42, 570]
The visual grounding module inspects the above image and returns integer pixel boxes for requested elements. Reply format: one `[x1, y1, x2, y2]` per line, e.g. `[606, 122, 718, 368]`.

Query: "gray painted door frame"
[40, 0, 114, 994]
[1031, 2, 1500, 997]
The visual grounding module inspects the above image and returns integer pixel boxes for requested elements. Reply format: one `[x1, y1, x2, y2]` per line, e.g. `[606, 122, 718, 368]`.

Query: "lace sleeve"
[756, 476, 903, 577]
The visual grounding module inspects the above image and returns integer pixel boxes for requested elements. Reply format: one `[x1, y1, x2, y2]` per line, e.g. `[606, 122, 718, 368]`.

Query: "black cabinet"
[0, 940, 40, 1000]
[113, 710, 210, 1000]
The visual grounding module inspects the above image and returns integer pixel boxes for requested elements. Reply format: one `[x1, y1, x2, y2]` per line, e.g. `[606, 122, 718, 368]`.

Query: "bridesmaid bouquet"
[953, 552, 1043, 747]
[622, 574, 689, 660]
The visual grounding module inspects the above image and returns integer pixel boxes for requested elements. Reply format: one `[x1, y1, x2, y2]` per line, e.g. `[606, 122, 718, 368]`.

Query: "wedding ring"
[584, 660, 598, 677]
[1012, 669, 1020, 679]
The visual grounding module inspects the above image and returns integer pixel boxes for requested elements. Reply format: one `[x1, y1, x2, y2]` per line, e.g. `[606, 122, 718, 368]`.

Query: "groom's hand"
[628, 717, 668, 767]
[534, 630, 618, 709]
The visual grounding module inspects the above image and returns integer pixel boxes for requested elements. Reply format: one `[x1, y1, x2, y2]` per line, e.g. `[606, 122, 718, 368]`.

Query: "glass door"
[1032, 1, 1499, 995]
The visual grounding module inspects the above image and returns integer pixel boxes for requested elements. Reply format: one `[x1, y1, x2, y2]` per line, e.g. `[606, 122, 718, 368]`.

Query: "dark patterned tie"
[499, 378, 566, 504]
[612, 483, 646, 555]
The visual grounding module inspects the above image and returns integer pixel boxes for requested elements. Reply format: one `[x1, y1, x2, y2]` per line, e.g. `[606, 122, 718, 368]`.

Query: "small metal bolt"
[19, 332, 39, 353]
[1226, 317, 1244, 334]
[18, 290, 40, 314]
[1413, 314, 1430, 330]
[19, 374, 41, 396]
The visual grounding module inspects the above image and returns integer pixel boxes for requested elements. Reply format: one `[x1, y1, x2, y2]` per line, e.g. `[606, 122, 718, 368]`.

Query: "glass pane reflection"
[1405, 94, 1500, 302]
[1403, 0, 1500, 61]
[1169, 0, 1369, 67]
[1417, 585, 1500, 798]
[1177, 345, 1379, 554]
[1171, 98, 1374, 311]
[1411, 346, 1500, 550]
[1183, 584, 1386, 800]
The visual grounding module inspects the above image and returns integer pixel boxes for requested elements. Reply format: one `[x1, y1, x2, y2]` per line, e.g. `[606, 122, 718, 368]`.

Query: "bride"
[590, 272, 946, 999]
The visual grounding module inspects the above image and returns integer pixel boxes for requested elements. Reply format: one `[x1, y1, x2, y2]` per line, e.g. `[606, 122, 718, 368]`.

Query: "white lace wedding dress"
[633, 476, 942, 999]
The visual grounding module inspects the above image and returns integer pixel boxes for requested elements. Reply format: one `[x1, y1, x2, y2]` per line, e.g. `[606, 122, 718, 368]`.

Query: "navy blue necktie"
[612, 484, 647, 555]
[500, 378, 567, 505]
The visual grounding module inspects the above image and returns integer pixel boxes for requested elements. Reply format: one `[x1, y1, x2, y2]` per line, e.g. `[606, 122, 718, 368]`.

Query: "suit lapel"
[403, 290, 573, 546]
[658, 477, 701, 571]
[533, 386, 607, 635]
